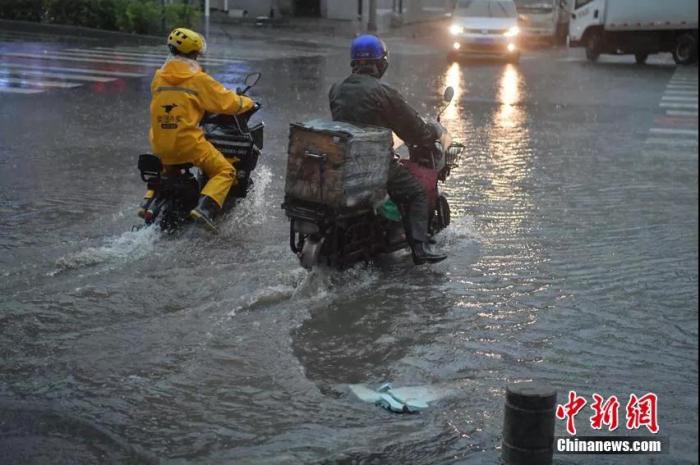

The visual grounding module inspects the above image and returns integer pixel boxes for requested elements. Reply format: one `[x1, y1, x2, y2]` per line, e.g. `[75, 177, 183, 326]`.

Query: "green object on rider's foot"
[380, 199, 402, 222]
[189, 195, 220, 234]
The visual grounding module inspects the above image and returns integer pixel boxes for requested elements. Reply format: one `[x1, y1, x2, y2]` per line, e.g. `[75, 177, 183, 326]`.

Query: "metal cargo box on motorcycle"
[285, 120, 393, 209]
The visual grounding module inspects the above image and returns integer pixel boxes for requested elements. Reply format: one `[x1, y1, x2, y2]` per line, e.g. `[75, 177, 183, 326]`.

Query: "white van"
[449, 0, 522, 63]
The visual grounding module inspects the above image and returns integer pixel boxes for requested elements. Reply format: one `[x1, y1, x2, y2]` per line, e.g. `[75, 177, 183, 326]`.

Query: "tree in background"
[0, 0, 200, 34]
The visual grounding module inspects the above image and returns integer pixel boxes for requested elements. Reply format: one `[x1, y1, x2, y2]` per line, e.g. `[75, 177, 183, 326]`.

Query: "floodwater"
[1, 32, 698, 465]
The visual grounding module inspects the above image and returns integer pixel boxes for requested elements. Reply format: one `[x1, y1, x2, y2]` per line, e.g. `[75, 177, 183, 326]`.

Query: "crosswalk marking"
[0, 63, 146, 78]
[0, 69, 116, 82]
[1, 38, 244, 95]
[664, 90, 698, 95]
[0, 76, 82, 88]
[667, 110, 699, 117]
[649, 128, 698, 137]
[39, 49, 165, 65]
[0, 52, 163, 67]
[643, 67, 698, 157]
[0, 86, 44, 94]
[68, 47, 243, 65]
[660, 102, 698, 109]
[646, 138, 698, 147]
[662, 95, 699, 101]
[0, 30, 100, 42]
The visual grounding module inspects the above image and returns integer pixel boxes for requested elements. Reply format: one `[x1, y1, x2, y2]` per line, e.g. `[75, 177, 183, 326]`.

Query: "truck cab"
[569, 0, 699, 64]
[568, 0, 604, 46]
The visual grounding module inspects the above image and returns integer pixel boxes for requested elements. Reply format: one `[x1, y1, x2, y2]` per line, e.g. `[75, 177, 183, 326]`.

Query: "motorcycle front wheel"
[435, 195, 451, 231]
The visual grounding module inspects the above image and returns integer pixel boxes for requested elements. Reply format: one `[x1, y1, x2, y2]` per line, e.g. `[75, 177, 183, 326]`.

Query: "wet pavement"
[0, 24, 698, 465]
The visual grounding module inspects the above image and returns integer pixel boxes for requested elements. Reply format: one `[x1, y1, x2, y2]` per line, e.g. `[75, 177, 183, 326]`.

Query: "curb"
[0, 19, 162, 45]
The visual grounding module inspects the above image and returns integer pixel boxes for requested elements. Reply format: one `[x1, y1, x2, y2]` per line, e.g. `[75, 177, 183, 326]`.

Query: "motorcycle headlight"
[449, 25, 464, 35]
[504, 26, 520, 37]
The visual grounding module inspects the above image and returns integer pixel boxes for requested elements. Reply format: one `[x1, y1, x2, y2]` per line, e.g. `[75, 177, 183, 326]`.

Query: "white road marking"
[91, 46, 241, 61]
[662, 95, 698, 101]
[646, 137, 698, 147]
[664, 90, 698, 95]
[0, 63, 145, 78]
[0, 69, 116, 82]
[660, 102, 698, 109]
[667, 110, 699, 117]
[69, 47, 242, 65]
[0, 52, 161, 67]
[0, 86, 44, 94]
[649, 128, 698, 137]
[643, 68, 698, 156]
[0, 77, 82, 88]
[16, 50, 165, 66]
[0, 30, 95, 41]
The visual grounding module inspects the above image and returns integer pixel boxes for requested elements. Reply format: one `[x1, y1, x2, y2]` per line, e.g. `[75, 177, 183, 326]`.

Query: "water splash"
[293, 264, 380, 301]
[225, 264, 380, 316]
[436, 215, 482, 247]
[220, 166, 274, 235]
[51, 226, 160, 275]
[228, 285, 297, 315]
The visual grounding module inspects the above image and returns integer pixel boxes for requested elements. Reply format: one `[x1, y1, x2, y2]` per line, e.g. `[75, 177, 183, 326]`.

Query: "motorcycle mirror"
[245, 72, 262, 88]
[437, 87, 455, 122]
[443, 86, 455, 104]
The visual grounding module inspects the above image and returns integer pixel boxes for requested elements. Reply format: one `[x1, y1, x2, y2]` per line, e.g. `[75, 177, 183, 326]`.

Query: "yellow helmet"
[167, 28, 207, 56]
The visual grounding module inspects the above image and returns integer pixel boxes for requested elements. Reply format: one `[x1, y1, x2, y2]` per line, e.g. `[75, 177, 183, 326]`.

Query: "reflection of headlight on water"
[449, 25, 464, 35]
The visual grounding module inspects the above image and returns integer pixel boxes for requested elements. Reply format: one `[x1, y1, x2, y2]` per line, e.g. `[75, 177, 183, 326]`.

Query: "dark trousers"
[387, 161, 429, 243]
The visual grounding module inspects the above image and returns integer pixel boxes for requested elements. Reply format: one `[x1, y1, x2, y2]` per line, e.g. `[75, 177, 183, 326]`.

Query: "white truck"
[569, 0, 698, 64]
[515, 0, 572, 44]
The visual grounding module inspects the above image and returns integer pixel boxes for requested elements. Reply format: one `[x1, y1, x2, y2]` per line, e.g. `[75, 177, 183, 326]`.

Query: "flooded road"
[1, 26, 698, 465]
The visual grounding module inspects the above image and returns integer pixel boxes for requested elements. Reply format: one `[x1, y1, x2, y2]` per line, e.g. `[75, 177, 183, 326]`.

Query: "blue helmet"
[351, 34, 388, 61]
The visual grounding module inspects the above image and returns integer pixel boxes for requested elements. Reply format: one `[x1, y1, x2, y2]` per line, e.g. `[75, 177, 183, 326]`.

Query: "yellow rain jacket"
[149, 57, 255, 166]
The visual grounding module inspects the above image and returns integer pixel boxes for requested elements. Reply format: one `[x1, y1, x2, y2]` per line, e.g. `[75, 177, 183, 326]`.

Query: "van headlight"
[504, 26, 520, 37]
[449, 25, 464, 35]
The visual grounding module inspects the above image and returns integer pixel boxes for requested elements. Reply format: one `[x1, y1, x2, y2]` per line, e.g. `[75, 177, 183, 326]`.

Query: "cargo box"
[285, 119, 393, 209]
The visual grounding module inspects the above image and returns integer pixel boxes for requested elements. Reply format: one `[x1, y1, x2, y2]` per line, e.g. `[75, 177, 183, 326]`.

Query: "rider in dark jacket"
[329, 35, 447, 265]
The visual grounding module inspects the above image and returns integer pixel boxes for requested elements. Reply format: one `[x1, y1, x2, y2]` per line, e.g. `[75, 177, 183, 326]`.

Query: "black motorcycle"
[283, 87, 465, 269]
[137, 72, 264, 232]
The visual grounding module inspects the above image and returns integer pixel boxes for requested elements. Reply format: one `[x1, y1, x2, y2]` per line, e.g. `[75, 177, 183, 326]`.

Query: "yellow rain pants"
[149, 57, 254, 207]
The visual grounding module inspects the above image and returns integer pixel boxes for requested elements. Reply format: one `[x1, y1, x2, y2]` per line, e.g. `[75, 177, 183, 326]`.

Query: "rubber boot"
[189, 195, 220, 233]
[137, 190, 155, 219]
[412, 241, 447, 265]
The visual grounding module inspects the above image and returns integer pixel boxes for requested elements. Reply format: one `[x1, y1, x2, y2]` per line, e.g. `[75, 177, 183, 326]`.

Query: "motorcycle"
[282, 86, 465, 269]
[136, 72, 264, 232]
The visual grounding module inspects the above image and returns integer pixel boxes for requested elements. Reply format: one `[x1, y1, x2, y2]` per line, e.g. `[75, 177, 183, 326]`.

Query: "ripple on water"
[0, 400, 158, 465]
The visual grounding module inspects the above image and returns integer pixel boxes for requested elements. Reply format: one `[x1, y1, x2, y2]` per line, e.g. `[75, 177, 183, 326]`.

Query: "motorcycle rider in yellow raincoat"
[145, 28, 255, 231]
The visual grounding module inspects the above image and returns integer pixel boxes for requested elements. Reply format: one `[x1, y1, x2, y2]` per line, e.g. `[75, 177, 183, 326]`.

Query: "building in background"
[209, 0, 454, 29]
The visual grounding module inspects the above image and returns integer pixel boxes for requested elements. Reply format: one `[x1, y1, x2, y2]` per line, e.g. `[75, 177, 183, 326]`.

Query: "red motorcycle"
[283, 87, 465, 269]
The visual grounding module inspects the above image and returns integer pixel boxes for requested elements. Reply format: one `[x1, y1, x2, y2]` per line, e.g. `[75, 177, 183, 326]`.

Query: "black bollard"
[502, 382, 557, 465]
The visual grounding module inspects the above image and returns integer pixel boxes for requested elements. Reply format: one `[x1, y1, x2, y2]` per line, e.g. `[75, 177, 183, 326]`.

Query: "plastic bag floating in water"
[349, 383, 443, 414]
